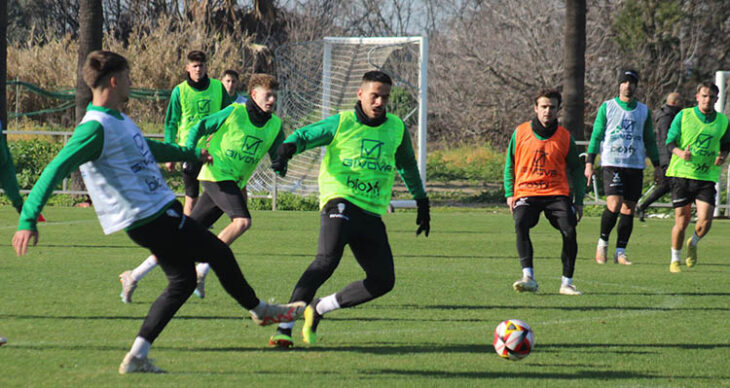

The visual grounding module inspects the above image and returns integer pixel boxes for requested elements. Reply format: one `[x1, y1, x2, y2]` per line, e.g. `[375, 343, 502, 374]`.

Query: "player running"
[505, 89, 586, 295]
[119, 74, 285, 302]
[665, 82, 730, 273]
[585, 69, 660, 265]
[11, 51, 304, 374]
[267, 71, 430, 348]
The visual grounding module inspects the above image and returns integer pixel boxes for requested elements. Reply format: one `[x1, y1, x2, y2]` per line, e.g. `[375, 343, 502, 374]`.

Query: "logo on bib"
[241, 135, 263, 155]
[197, 99, 211, 114]
[361, 139, 384, 159]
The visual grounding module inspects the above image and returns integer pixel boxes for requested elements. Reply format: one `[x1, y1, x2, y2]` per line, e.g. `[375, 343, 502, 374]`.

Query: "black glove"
[654, 165, 666, 185]
[182, 161, 195, 174]
[271, 142, 297, 177]
[416, 198, 430, 237]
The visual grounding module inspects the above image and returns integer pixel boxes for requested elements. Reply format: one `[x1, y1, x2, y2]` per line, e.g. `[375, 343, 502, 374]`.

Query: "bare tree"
[1, 0, 7, 131]
[75, 0, 103, 123]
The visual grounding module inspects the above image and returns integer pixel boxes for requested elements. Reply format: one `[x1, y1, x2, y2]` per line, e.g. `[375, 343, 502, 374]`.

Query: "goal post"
[246, 36, 428, 209]
[715, 71, 730, 217]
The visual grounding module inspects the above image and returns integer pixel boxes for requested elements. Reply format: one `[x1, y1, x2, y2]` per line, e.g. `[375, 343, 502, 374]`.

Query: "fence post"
[15, 78, 20, 128]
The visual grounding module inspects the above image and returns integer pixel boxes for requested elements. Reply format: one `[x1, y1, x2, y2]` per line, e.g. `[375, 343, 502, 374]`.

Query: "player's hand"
[12, 230, 38, 257]
[165, 162, 176, 172]
[416, 198, 430, 237]
[575, 205, 584, 223]
[198, 149, 213, 164]
[507, 196, 514, 214]
[676, 145, 691, 161]
[584, 163, 594, 187]
[271, 143, 297, 177]
[714, 154, 726, 166]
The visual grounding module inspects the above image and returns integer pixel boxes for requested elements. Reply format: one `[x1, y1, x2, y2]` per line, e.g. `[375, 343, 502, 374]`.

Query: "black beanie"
[618, 69, 639, 85]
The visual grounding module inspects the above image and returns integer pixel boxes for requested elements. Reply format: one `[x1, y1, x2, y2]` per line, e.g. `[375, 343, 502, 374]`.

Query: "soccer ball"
[493, 319, 534, 360]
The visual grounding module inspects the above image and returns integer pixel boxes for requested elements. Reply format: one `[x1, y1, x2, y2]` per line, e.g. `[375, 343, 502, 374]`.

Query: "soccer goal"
[245, 36, 428, 210]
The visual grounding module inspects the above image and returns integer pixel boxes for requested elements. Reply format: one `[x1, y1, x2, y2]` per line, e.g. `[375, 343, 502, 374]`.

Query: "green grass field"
[1, 206, 729, 387]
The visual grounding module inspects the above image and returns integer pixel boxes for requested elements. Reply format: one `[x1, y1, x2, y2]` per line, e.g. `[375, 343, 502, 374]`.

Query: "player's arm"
[146, 138, 202, 163]
[716, 122, 730, 165]
[394, 127, 429, 237]
[184, 105, 235, 149]
[585, 102, 608, 164]
[0, 137, 24, 212]
[271, 114, 341, 176]
[642, 110, 660, 167]
[13, 121, 103, 256]
[566, 136, 587, 207]
[163, 86, 182, 144]
[267, 129, 287, 162]
[503, 130, 517, 206]
[666, 111, 689, 160]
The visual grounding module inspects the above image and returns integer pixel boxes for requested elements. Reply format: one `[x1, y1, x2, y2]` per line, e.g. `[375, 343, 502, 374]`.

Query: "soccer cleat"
[669, 261, 681, 273]
[614, 252, 632, 265]
[250, 301, 306, 326]
[119, 270, 138, 304]
[0, 336, 7, 346]
[193, 272, 206, 299]
[269, 328, 294, 349]
[512, 276, 538, 293]
[118, 353, 165, 374]
[685, 238, 697, 268]
[302, 302, 323, 345]
[559, 284, 582, 295]
[636, 207, 646, 222]
[595, 244, 608, 264]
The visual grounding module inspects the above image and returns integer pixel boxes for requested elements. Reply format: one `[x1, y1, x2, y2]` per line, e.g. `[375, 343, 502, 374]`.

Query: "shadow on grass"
[369, 368, 656, 380]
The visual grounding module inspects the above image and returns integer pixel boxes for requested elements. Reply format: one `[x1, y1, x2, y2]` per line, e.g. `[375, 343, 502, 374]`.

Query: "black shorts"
[182, 161, 203, 198]
[512, 195, 577, 230]
[602, 166, 643, 202]
[189, 180, 250, 228]
[670, 177, 717, 208]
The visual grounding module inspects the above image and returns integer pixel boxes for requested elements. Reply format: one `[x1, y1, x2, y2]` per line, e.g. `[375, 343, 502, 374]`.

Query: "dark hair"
[533, 88, 562, 107]
[362, 70, 392, 85]
[247, 73, 279, 93]
[222, 69, 240, 79]
[187, 50, 207, 63]
[696, 81, 719, 95]
[82, 50, 129, 89]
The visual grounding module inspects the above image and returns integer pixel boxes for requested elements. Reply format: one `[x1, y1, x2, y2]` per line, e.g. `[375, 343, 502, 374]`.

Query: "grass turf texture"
[1, 206, 729, 387]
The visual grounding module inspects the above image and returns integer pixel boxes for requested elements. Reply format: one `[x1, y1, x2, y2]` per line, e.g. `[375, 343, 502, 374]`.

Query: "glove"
[416, 198, 430, 237]
[182, 161, 195, 174]
[271, 142, 297, 177]
[654, 165, 666, 185]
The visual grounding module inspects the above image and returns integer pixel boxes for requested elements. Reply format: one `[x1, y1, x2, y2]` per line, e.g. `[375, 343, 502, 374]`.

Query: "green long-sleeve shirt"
[18, 105, 200, 231]
[503, 125, 586, 206]
[284, 113, 427, 200]
[587, 97, 660, 166]
[164, 80, 233, 144]
[1, 129, 24, 211]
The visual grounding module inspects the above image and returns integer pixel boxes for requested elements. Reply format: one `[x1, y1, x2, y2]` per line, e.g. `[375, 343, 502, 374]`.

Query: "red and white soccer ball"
[493, 319, 534, 360]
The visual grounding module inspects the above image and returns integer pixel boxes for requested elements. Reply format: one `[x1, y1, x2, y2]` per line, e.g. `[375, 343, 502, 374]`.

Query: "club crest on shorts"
[330, 202, 349, 220]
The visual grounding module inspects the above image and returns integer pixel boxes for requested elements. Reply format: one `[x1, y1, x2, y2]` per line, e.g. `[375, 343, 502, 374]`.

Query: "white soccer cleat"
[119, 270, 138, 304]
[0, 336, 7, 346]
[250, 301, 306, 326]
[118, 353, 165, 374]
[614, 252, 632, 265]
[595, 244, 608, 264]
[193, 272, 206, 299]
[559, 284, 582, 295]
[512, 276, 538, 293]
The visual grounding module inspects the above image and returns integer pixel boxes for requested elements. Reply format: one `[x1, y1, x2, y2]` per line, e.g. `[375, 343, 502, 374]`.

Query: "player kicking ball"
[504, 89, 586, 295]
[118, 74, 285, 303]
[12, 51, 304, 374]
[268, 71, 430, 347]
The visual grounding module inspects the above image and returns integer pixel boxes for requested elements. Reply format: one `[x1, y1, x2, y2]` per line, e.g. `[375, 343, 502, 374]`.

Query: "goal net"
[246, 36, 428, 207]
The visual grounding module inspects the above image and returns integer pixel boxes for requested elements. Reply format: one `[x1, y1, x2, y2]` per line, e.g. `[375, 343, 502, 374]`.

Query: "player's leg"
[598, 167, 623, 263]
[119, 255, 159, 304]
[636, 172, 671, 221]
[669, 178, 693, 273]
[301, 210, 395, 345]
[614, 168, 642, 265]
[545, 196, 580, 295]
[181, 161, 203, 216]
[512, 197, 541, 292]
[685, 181, 717, 268]
[191, 181, 250, 298]
[271, 198, 349, 347]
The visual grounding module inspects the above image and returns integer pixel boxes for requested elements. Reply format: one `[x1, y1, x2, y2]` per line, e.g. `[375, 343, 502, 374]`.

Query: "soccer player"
[11, 51, 304, 374]
[221, 69, 249, 104]
[585, 69, 660, 265]
[267, 70, 430, 348]
[636, 92, 682, 221]
[119, 74, 284, 301]
[164, 50, 233, 216]
[665, 82, 730, 273]
[505, 89, 586, 296]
